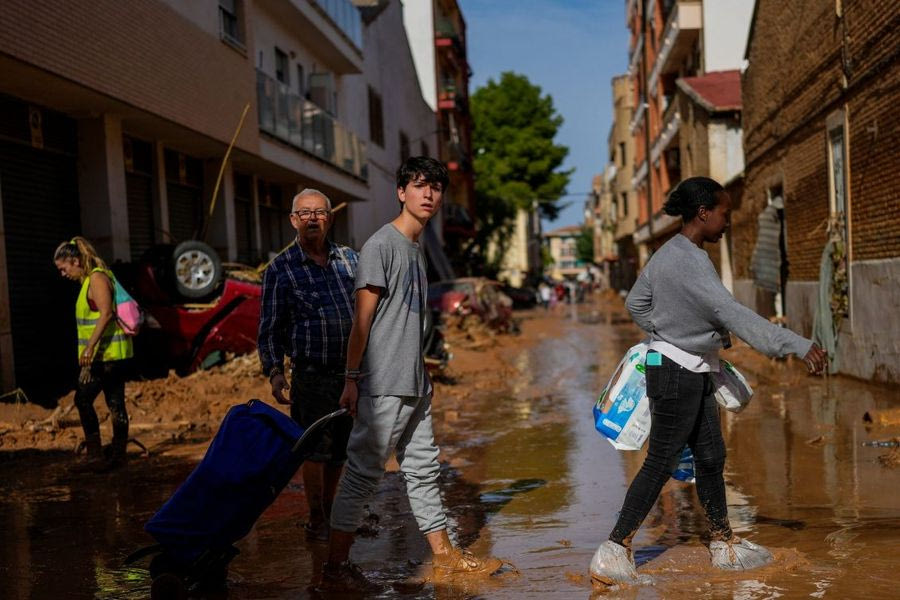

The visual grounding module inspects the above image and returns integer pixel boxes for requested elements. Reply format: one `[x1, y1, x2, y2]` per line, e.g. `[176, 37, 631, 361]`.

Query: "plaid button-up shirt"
[258, 239, 358, 375]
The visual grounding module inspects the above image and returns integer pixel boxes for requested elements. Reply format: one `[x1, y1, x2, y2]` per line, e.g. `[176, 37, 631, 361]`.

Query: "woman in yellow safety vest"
[54, 236, 133, 472]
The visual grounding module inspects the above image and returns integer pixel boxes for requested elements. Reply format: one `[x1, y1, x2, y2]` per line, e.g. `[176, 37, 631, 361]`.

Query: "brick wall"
[737, 0, 900, 281]
[0, 0, 259, 152]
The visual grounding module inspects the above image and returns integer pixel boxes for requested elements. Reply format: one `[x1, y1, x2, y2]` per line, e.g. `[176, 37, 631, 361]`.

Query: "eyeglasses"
[291, 209, 331, 220]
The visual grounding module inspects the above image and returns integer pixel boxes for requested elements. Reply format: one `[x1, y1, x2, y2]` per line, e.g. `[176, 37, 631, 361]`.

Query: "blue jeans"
[609, 354, 731, 544]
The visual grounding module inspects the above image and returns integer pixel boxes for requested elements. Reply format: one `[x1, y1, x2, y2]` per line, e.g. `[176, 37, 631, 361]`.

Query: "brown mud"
[1, 296, 899, 598]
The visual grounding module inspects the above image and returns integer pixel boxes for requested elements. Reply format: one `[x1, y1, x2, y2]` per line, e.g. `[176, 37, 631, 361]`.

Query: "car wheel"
[171, 240, 222, 299]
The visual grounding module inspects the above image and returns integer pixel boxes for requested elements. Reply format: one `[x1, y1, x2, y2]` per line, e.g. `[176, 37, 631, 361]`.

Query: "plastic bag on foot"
[709, 537, 774, 570]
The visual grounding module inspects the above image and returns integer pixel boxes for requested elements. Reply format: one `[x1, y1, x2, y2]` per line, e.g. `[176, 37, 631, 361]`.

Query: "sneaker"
[589, 540, 639, 586]
[314, 561, 383, 594]
[709, 536, 774, 570]
[432, 548, 503, 578]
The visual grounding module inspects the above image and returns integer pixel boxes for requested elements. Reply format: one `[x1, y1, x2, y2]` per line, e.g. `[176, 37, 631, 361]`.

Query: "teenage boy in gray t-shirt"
[316, 157, 502, 593]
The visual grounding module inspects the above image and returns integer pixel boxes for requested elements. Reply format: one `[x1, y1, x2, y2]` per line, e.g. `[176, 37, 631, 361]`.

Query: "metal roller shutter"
[234, 173, 254, 264]
[167, 184, 202, 244]
[126, 173, 154, 260]
[0, 140, 81, 404]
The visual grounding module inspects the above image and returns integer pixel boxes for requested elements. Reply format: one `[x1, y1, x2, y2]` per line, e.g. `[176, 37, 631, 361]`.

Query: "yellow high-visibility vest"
[75, 268, 133, 362]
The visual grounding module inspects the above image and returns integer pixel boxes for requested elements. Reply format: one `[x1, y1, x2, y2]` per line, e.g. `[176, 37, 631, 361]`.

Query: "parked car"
[428, 277, 516, 332]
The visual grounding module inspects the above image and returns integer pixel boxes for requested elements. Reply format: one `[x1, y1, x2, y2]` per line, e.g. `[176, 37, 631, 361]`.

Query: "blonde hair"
[54, 236, 108, 275]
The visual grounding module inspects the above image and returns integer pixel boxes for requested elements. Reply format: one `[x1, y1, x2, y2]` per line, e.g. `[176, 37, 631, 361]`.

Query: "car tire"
[171, 240, 222, 299]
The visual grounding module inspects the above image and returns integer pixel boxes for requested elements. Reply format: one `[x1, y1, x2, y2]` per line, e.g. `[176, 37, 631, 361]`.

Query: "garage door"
[125, 137, 155, 260]
[0, 137, 81, 404]
[165, 149, 203, 244]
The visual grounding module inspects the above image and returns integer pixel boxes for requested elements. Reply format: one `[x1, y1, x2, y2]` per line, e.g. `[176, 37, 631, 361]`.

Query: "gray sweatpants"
[330, 394, 447, 535]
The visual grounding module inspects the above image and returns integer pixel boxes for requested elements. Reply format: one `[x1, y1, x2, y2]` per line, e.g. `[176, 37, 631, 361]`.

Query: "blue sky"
[458, 0, 630, 230]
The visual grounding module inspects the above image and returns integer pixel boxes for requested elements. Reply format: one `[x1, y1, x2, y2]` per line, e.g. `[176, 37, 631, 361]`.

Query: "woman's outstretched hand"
[803, 343, 827, 375]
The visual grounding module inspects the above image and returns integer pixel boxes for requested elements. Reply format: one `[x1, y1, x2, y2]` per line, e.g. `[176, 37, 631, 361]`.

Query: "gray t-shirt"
[355, 224, 431, 397]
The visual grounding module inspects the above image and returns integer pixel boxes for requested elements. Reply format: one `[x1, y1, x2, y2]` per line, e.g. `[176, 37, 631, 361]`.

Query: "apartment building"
[604, 74, 639, 292]
[402, 0, 476, 270]
[735, 0, 900, 382]
[0, 0, 436, 401]
[625, 0, 753, 263]
[543, 225, 585, 282]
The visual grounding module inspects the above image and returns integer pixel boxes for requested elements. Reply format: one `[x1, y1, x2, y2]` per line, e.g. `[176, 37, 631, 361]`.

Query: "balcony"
[262, 0, 363, 74]
[650, 96, 681, 164]
[312, 0, 362, 49]
[647, 0, 701, 94]
[437, 85, 468, 114]
[632, 159, 648, 187]
[256, 70, 367, 180]
[628, 33, 643, 75]
[629, 96, 647, 133]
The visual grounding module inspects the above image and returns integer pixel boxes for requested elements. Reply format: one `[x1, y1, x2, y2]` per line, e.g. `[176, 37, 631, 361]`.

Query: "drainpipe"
[641, 5, 654, 242]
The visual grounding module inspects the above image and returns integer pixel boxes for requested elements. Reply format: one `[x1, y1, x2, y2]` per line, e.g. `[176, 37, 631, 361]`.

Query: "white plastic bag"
[712, 359, 753, 413]
[593, 342, 651, 450]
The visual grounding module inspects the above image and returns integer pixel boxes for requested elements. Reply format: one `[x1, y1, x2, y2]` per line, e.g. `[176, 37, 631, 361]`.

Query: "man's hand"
[270, 373, 290, 405]
[803, 343, 827, 375]
[340, 380, 359, 417]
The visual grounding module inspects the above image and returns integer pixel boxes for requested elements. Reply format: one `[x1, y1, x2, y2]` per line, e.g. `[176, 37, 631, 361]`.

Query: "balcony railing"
[647, 1, 701, 94]
[628, 33, 643, 75]
[311, 0, 362, 49]
[650, 99, 681, 164]
[256, 70, 366, 180]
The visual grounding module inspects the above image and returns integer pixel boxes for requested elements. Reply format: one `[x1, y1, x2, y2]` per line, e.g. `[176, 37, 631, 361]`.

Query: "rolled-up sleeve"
[258, 265, 285, 375]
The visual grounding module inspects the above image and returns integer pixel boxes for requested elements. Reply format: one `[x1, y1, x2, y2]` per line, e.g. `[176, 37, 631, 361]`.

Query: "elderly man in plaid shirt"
[258, 188, 357, 542]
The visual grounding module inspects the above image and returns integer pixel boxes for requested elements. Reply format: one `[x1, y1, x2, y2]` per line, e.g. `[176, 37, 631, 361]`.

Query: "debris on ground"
[863, 409, 900, 428]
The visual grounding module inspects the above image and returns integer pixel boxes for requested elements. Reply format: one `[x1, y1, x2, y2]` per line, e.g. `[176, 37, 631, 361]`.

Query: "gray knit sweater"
[625, 234, 812, 358]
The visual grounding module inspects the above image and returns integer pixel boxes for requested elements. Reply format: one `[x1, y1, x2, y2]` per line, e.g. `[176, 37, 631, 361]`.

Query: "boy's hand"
[340, 380, 360, 417]
[803, 343, 827, 375]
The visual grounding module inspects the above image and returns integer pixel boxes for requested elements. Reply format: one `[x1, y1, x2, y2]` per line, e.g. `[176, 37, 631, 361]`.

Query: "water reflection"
[2, 305, 899, 599]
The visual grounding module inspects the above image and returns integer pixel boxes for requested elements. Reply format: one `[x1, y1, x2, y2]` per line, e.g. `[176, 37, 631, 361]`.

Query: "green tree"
[468, 72, 572, 270]
[575, 226, 595, 264]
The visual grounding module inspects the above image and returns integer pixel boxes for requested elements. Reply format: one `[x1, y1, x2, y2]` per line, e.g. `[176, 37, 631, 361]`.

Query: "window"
[275, 48, 289, 85]
[619, 142, 626, 167]
[219, 0, 244, 48]
[621, 192, 628, 216]
[399, 131, 410, 161]
[367, 87, 384, 147]
[297, 64, 305, 97]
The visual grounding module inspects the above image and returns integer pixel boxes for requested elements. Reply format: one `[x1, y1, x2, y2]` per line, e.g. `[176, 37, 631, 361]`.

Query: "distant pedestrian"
[538, 282, 552, 309]
[54, 237, 133, 472]
[590, 177, 827, 586]
[315, 157, 502, 594]
[258, 188, 357, 542]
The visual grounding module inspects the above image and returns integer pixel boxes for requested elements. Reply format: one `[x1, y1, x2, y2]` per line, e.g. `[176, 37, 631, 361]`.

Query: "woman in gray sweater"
[590, 177, 827, 586]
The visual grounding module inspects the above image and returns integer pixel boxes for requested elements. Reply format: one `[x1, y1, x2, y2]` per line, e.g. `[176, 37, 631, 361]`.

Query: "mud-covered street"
[2, 297, 900, 599]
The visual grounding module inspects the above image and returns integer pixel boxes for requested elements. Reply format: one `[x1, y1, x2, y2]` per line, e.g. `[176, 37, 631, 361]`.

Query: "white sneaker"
[589, 540, 639, 586]
[709, 537, 774, 570]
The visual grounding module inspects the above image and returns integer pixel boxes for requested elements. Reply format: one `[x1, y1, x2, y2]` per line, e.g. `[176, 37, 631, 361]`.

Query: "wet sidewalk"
[1, 300, 899, 598]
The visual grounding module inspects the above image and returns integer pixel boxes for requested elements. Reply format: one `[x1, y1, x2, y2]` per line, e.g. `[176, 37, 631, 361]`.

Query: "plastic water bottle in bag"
[671, 446, 695, 483]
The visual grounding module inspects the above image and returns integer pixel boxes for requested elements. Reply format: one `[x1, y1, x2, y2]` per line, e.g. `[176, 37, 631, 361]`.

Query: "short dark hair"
[396, 156, 449, 191]
[662, 176, 725, 221]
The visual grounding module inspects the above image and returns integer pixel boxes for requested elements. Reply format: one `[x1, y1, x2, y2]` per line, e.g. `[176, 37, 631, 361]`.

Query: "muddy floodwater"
[2, 300, 899, 599]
